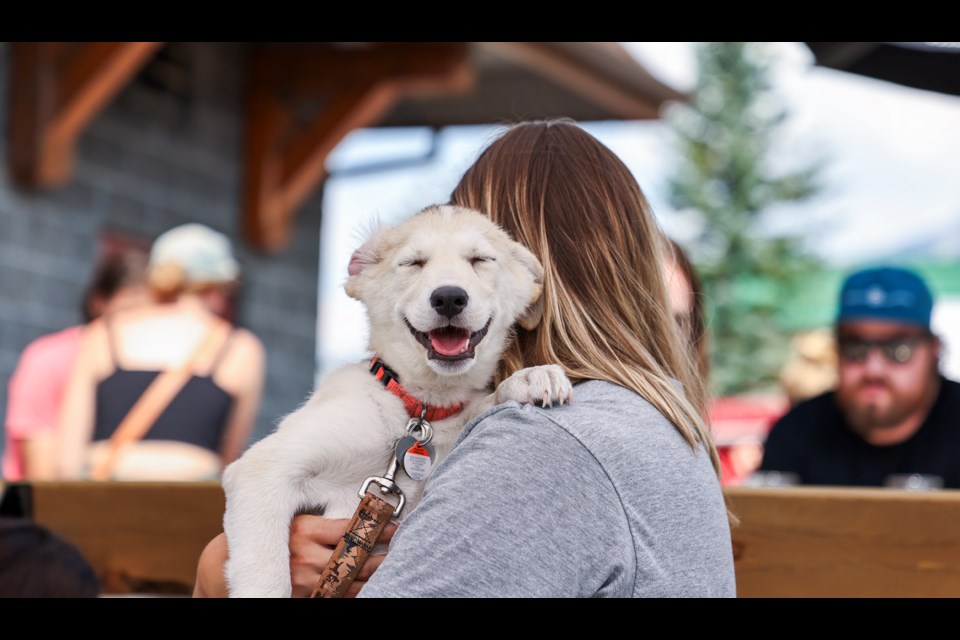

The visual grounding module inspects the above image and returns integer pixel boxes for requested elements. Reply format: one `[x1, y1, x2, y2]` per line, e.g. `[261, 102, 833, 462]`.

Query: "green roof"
[776, 260, 960, 331]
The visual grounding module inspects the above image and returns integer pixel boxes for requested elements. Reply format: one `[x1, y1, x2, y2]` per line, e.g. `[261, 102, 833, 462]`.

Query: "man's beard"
[845, 397, 911, 432]
[838, 380, 922, 434]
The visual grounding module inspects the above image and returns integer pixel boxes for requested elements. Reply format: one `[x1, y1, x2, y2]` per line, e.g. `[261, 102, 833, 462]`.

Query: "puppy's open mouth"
[406, 319, 491, 362]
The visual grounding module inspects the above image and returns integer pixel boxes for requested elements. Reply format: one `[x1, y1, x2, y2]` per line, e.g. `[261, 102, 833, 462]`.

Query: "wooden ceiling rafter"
[8, 42, 164, 187]
[5, 42, 679, 253]
[243, 43, 473, 252]
[480, 42, 676, 121]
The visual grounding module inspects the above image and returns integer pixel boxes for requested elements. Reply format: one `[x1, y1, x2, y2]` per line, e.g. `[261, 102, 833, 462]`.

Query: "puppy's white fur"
[222, 205, 572, 598]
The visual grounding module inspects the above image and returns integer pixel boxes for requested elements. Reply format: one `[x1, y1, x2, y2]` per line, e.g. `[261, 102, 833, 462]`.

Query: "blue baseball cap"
[837, 266, 933, 329]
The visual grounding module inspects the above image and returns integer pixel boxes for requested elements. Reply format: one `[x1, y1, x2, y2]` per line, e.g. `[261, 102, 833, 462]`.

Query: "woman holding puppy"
[196, 120, 735, 597]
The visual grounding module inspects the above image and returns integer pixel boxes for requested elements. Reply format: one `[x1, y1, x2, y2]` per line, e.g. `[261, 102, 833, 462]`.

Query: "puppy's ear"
[344, 250, 368, 300]
[511, 243, 544, 331]
[344, 226, 386, 300]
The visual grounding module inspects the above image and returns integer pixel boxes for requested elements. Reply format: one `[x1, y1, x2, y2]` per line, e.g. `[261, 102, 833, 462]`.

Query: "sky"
[623, 42, 960, 261]
[316, 42, 960, 381]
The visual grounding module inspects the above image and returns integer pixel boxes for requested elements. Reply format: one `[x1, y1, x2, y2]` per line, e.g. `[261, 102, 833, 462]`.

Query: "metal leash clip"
[359, 456, 405, 519]
[358, 408, 435, 518]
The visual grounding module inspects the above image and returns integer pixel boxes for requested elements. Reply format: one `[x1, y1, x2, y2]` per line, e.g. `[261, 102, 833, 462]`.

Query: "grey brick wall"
[0, 42, 322, 466]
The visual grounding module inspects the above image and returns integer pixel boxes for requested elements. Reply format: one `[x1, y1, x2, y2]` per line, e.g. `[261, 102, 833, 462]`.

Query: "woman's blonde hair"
[450, 119, 721, 480]
[147, 263, 235, 303]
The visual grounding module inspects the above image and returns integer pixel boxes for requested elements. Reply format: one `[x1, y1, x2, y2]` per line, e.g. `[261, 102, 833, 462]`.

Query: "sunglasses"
[837, 336, 927, 364]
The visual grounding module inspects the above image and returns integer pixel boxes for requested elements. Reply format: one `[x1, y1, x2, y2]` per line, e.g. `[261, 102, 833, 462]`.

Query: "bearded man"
[759, 266, 960, 488]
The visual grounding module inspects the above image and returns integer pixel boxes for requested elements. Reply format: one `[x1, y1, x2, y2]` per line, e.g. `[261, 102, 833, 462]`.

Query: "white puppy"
[222, 204, 572, 597]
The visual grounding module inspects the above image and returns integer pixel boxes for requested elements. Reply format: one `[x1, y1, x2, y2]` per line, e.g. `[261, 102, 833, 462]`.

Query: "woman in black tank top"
[56, 224, 266, 481]
[93, 315, 236, 452]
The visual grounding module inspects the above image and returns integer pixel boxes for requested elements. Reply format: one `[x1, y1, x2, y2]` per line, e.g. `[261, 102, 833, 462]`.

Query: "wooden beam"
[479, 42, 666, 120]
[279, 84, 399, 222]
[8, 43, 56, 186]
[807, 42, 880, 68]
[242, 57, 294, 255]
[8, 42, 163, 188]
[255, 43, 474, 94]
[243, 43, 473, 252]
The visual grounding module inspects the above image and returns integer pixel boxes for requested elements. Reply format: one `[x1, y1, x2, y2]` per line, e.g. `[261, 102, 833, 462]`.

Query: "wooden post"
[242, 43, 473, 252]
[8, 42, 164, 187]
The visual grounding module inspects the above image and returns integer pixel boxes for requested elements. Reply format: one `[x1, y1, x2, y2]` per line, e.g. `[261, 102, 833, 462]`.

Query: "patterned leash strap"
[311, 414, 435, 598]
[310, 451, 406, 598]
[310, 491, 397, 598]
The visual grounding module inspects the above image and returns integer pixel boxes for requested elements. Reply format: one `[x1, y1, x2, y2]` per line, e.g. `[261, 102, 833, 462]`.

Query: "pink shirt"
[3, 325, 84, 480]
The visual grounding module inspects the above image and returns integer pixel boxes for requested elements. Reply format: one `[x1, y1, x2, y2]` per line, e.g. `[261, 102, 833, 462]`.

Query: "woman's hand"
[193, 515, 397, 598]
[289, 514, 397, 597]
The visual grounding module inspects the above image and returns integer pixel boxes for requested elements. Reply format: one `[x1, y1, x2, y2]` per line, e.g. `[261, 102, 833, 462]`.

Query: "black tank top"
[93, 317, 236, 453]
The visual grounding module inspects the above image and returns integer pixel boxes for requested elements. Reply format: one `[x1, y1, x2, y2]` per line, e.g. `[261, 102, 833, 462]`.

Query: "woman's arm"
[193, 515, 396, 597]
[55, 325, 104, 478]
[193, 531, 230, 597]
[22, 433, 58, 479]
[5, 336, 66, 479]
[216, 329, 266, 466]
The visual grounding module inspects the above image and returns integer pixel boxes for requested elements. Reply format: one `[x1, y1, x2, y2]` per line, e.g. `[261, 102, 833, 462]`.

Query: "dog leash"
[310, 356, 461, 598]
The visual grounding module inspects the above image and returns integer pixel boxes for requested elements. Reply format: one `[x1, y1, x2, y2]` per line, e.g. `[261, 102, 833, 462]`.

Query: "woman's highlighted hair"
[450, 119, 720, 481]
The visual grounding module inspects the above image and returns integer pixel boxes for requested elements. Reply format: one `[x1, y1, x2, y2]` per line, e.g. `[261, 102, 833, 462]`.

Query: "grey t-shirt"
[359, 379, 736, 597]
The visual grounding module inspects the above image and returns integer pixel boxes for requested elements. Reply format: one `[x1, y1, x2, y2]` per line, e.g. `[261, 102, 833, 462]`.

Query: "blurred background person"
[0, 517, 101, 597]
[779, 328, 838, 407]
[56, 223, 266, 481]
[662, 236, 709, 382]
[3, 250, 148, 481]
[760, 266, 960, 488]
[662, 237, 764, 486]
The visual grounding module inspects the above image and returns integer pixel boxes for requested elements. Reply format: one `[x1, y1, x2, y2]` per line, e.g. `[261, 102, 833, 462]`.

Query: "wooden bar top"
[1, 480, 225, 594]
[4, 481, 960, 596]
[725, 485, 960, 597]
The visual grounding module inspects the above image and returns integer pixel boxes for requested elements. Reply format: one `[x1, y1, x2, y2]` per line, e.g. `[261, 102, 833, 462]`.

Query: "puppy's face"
[346, 205, 542, 382]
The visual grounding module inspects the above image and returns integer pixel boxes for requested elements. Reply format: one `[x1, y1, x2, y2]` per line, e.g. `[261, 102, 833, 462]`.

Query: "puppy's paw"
[495, 364, 573, 408]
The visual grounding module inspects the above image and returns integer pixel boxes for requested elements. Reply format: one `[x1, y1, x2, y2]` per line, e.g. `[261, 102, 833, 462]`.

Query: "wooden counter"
[725, 485, 960, 597]
[4, 481, 960, 596]
[1, 480, 225, 594]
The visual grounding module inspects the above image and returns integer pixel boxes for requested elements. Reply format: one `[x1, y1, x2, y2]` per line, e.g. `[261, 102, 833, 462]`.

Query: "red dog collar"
[369, 356, 465, 422]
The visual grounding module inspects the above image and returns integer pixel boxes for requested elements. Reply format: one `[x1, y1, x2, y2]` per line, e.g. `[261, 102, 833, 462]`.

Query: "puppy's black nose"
[430, 286, 469, 318]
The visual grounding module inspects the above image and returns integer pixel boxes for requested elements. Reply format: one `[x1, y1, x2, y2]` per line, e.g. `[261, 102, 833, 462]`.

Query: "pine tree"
[667, 42, 821, 395]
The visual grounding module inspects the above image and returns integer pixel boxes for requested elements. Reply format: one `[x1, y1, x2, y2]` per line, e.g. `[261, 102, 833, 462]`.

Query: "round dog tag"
[403, 441, 435, 481]
[394, 436, 419, 467]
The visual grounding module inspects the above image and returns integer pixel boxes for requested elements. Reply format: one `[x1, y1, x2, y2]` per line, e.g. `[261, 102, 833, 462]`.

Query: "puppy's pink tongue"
[430, 329, 470, 356]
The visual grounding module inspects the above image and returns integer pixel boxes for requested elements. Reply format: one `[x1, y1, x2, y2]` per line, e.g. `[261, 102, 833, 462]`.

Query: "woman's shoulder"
[478, 377, 659, 417]
[225, 326, 266, 362]
[19, 325, 85, 363]
[467, 378, 696, 469]
[470, 380, 666, 441]
[213, 326, 266, 392]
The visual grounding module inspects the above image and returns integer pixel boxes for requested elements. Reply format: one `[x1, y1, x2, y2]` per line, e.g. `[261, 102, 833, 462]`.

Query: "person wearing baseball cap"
[758, 265, 960, 488]
[55, 223, 265, 482]
[147, 222, 242, 318]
